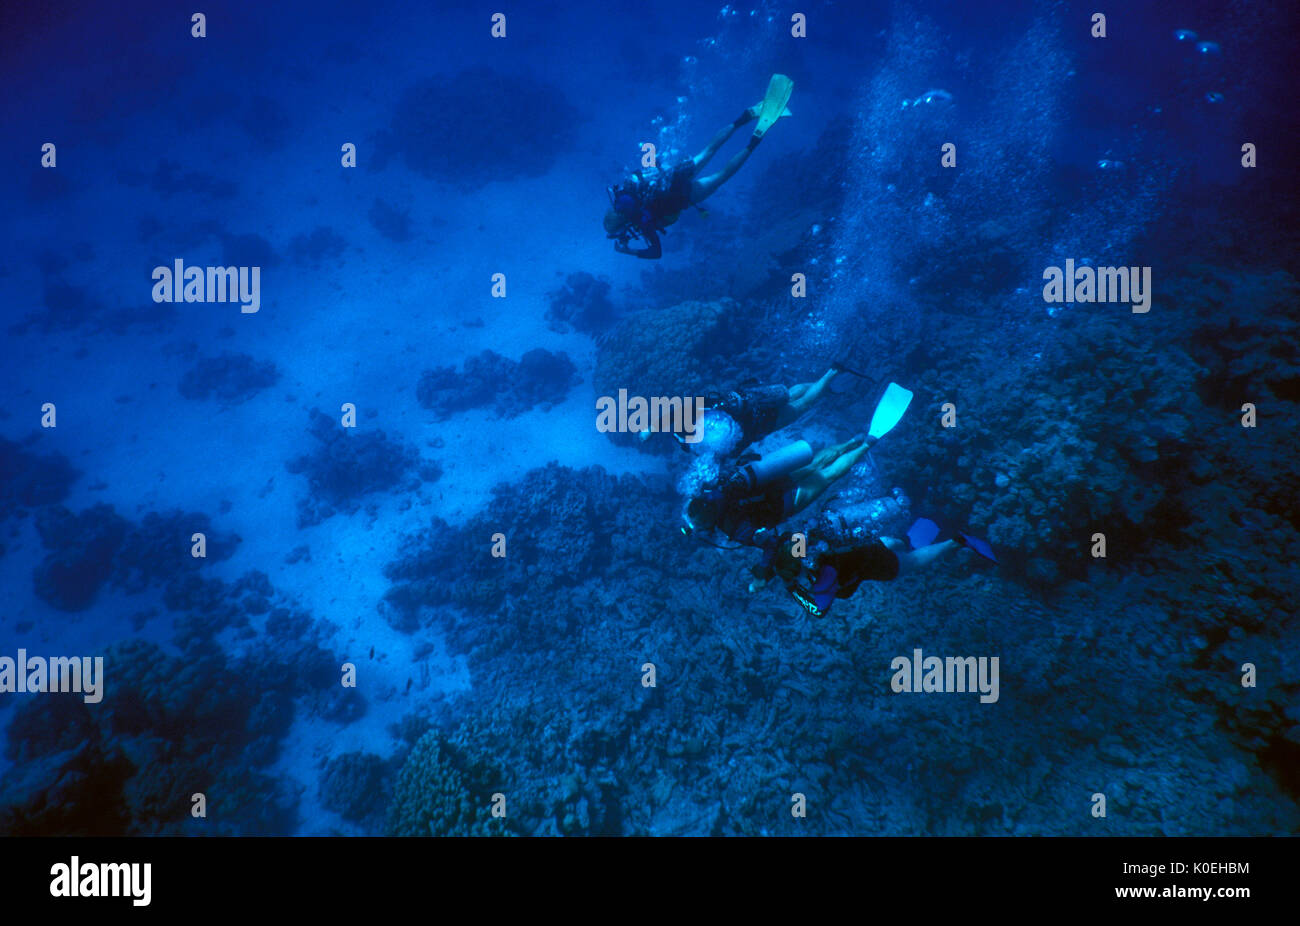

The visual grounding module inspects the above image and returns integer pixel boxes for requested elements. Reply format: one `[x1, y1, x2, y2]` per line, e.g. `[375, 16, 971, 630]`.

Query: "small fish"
[369, 645, 375, 659]
[1196, 40, 1221, 55]
[1205, 91, 1224, 103]
[1174, 29, 1197, 42]
[1097, 158, 1126, 170]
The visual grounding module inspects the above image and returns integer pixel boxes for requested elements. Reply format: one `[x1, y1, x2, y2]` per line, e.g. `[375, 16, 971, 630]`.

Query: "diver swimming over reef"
[680, 363, 847, 458]
[682, 382, 915, 549]
[747, 533, 933, 618]
[749, 518, 997, 618]
[681, 379, 996, 610]
[604, 74, 793, 259]
[683, 434, 870, 549]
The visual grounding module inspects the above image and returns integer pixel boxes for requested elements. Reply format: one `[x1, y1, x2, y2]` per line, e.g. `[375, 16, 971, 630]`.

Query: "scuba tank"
[721, 440, 812, 497]
[808, 487, 912, 546]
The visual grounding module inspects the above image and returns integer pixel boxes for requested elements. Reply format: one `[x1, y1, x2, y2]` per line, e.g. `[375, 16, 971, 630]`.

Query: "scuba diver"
[685, 364, 846, 458]
[684, 435, 871, 548]
[748, 518, 995, 618]
[683, 382, 916, 549]
[749, 534, 933, 617]
[604, 74, 794, 259]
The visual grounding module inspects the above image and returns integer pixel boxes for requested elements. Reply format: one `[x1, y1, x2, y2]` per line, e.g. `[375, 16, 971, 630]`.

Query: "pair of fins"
[907, 518, 998, 565]
[752, 74, 794, 140]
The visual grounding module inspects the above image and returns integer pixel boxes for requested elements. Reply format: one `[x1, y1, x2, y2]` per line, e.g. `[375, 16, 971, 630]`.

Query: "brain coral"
[387, 733, 501, 837]
[594, 297, 744, 404]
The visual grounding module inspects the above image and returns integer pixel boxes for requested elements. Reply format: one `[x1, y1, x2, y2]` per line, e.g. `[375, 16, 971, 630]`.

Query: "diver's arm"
[746, 533, 781, 593]
[624, 229, 661, 259]
[613, 234, 661, 260]
[747, 550, 777, 592]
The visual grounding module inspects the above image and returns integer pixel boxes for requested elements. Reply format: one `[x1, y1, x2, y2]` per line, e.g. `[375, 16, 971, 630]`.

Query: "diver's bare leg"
[692, 139, 758, 204]
[773, 369, 839, 431]
[816, 439, 869, 484]
[691, 109, 756, 170]
[887, 538, 959, 574]
[792, 438, 869, 512]
[787, 367, 839, 413]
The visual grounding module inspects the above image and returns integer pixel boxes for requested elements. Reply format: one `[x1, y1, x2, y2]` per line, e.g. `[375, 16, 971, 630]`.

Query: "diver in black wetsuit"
[750, 533, 960, 618]
[695, 366, 842, 458]
[604, 75, 793, 259]
[684, 434, 870, 550]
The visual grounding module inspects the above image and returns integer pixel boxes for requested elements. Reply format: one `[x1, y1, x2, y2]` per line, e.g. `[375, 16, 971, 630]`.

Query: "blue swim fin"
[908, 517, 998, 564]
[957, 531, 998, 564]
[907, 518, 942, 550]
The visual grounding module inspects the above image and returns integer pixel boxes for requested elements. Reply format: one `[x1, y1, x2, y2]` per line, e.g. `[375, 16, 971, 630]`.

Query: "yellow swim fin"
[753, 74, 794, 140]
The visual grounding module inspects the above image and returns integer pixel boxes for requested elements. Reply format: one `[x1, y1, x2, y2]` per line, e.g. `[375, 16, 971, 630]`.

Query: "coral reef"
[32, 505, 128, 611]
[286, 409, 438, 526]
[386, 732, 506, 836]
[6, 279, 166, 337]
[590, 297, 756, 453]
[864, 303, 1202, 576]
[0, 739, 135, 836]
[594, 297, 745, 402]
[0, 636, 331, 835]
[220, 232, 280, 268]
[178, 352, 280, 402]
[415, 349, 578, 419]
[0, 436, 79, 517]
[368, 199, 412, 242]
[382, 463, 679, 646]
[1168, 266, 1300, 409]
[373, 432, 1300, 837]
[31, 505, 240, 611]
[546, 272, 616, 334]
[288, 226, 347, 265]
[319, 752, 391, 826]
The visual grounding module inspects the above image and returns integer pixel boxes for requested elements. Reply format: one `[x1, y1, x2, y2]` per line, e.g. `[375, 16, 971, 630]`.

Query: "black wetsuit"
[715, 478, 798, 548]
[760, 540, 900, 618]
[615, 162, 697, 260]
[708, 384, 790, 453]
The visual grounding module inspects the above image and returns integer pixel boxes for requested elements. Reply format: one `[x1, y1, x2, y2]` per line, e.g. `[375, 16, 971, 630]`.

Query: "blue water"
[1, 0, 1297, 836]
